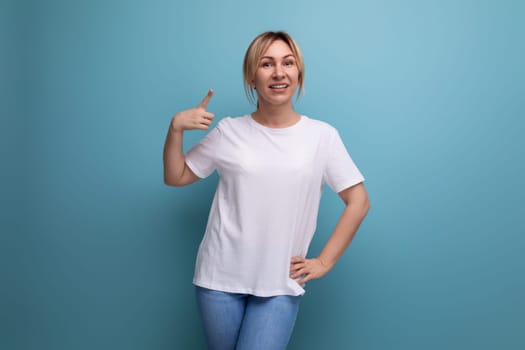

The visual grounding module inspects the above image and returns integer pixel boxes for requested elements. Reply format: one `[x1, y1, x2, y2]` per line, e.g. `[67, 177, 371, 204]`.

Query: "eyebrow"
[260, 54, 295, 60]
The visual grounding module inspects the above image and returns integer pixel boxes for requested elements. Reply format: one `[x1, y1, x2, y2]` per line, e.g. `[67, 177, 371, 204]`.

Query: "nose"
[272, 64, 284, 79]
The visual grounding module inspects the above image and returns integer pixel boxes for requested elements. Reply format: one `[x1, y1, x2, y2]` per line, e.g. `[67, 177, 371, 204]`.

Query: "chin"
[262, 93, 295, 105]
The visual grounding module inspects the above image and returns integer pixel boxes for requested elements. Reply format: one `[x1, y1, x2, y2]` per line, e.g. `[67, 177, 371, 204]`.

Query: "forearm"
[163, 124, 186, 185]
[318, 198, 370, 268]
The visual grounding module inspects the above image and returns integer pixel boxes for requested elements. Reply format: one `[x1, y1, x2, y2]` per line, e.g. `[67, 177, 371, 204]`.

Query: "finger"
[290, 267, 301, 275]
[195, 124, 210, 130]
[298, 275, 309, 285]
[291, 256, 305, 264]
[196, 117, 211, 125]
[289, 262, 305, 271]
[202, 112, 215, 120]
[198, 89, 214, 109]
[192, 119, 210, 130]
[291, 268, 307, 279]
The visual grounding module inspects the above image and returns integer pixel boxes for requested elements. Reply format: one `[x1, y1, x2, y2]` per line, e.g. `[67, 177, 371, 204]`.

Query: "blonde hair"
[243, 31, 305, 105]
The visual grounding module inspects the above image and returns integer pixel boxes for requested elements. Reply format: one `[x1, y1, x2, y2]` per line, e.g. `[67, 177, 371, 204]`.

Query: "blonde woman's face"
[251, 40, 299, 108]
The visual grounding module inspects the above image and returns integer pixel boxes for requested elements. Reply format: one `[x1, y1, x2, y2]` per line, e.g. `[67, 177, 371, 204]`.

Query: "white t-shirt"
[185, 115, 364, 296]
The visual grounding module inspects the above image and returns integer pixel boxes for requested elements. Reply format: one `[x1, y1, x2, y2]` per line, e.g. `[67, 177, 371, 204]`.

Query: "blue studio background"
[2, 0, 524, 349]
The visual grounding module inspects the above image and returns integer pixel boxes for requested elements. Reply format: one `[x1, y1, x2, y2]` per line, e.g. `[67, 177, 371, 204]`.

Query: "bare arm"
[163, 127, 199, 186]
[290, 182, 370, 284]
[163, 89, 215, 187]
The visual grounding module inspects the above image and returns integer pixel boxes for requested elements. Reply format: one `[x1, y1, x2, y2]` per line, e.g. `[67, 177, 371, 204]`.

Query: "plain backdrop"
[2, 0, 524, 349]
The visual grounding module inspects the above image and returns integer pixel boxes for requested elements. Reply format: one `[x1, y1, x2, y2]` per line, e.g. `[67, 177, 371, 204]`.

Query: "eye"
[261, 61, 273, 68]
[284, 60, 295, 67]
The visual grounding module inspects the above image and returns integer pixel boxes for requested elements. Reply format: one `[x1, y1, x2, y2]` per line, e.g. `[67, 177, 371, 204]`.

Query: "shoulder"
[215, 115, 251, 132]
[301, 115, 339, 137]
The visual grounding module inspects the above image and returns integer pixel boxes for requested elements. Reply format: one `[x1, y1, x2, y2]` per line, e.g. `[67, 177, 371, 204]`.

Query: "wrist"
[170, 115, 183, 133]
[317, 256, 335, 270]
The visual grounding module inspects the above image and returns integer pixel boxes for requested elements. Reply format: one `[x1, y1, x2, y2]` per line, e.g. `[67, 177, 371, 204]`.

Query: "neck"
[252, 102, 300, 128]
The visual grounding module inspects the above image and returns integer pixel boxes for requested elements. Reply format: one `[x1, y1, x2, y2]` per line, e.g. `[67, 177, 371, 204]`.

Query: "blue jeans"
[195, 286, 302, 350]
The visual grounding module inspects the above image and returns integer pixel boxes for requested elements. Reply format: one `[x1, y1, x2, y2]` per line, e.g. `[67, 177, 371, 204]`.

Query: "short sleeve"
[323, 129, 365, 193]
[185, 125, 222, 179]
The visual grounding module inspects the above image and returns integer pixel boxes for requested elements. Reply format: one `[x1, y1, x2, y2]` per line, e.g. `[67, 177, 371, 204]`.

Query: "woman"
[163, 31, 370, 350]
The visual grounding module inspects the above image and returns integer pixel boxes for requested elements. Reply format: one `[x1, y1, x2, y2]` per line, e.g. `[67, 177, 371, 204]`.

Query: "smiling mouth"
[270, 84, 288, 89]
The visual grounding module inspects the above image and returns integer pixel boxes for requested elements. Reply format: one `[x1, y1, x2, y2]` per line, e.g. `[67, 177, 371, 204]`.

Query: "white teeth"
[270, 84, 287, 88]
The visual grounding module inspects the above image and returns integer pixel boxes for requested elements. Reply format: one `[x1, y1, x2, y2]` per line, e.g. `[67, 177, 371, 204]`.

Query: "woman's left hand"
[290, 256, 333, 285]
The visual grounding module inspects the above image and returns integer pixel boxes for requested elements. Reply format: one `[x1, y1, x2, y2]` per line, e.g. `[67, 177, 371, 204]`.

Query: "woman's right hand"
[171, 89, 215, 132]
